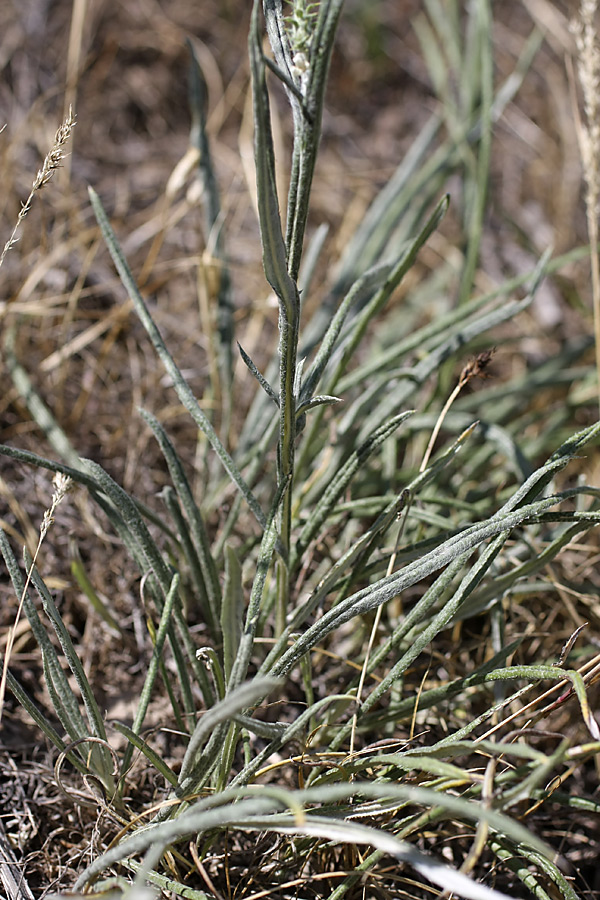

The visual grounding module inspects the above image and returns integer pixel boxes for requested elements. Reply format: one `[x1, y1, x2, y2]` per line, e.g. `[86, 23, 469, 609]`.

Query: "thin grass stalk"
[0, 107, 75, 269]
[0, 470, 73, 719]
[358, 640, 522, 729]
[119, 573, 180, 783]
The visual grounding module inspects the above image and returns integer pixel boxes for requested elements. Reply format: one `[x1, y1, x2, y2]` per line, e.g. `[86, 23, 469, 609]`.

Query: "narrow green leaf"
[326, 194, 450, 394]
[270, 495, 563, 678]
[222, 545, 243, 681]
[73, 782, 552, 891]
[3, 665, 87, 775]
[27, 561, 109, 744]
[141, 408, 221, 633]
[359, 639, 523, 728]
[121, 574, 181, 780]
[227, 473, 291, 693]
[260, 425, 478, 674]
[3, 332, 83, 471]
[81, 459, 172, 597]
[177, 676, 282, 791]
[295, 394, 341, 417]
[249, 0, 298, 317]
[298, 263, 392, 405]
[114, 722, 179, 789]
[231, 693, 355, 787]
[0, 530, 88, 748]
[187, 38, 234, 385]
[293, 410, 413, 565]
[237, 342, 279, 406]
[88, 186, 266, 529]
[70, 550, 121, 635]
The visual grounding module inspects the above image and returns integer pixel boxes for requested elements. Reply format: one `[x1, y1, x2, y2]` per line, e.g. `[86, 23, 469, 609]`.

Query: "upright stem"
[276, 302, 299, 634]
[256, 0, 344, 633]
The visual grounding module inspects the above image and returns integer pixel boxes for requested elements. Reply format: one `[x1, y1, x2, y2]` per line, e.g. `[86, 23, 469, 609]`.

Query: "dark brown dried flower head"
[458, 348, 495, 387]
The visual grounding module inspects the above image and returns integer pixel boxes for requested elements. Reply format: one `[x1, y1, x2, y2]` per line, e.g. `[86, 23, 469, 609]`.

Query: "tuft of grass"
[1, 2, 600, 898]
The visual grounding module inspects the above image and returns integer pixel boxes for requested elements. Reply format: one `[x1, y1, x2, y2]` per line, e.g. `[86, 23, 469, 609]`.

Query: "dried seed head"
[32, 106, 77, 191]
[0, 107, 76, 268]
[459, 348, 495, 387]
[52, 471, 74, 504]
